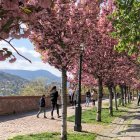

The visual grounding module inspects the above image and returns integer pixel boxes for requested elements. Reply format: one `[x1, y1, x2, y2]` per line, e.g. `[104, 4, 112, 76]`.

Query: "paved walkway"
[0, 103, 106, 140]
[1, 100, 139, 140]
[96, 101, 140, 140]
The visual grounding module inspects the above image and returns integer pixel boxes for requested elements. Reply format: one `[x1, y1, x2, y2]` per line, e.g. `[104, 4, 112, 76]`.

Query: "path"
[96, 100, 140, 140]
[0, 102, 107, 140]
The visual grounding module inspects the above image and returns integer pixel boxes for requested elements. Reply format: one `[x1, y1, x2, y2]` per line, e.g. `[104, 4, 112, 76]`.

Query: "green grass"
[103, 99, 132, 111]
[67, 107, 127, 125]
[103, 99, 122, 107]
[9, 132, 96, 140]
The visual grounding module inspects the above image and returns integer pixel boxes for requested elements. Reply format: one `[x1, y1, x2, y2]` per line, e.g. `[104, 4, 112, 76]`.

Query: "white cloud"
[20, 23, 27, 29]
[0, 40, 61, 77]
[0, 40, 40, 58]
[0, 41, 10, 48]
[16, 47, 41, 58]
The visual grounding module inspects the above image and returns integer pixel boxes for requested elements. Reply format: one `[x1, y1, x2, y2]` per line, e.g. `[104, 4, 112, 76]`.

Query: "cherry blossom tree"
[69, 0, 110, 121]
[29, 0, 100, 139]
[70, 0, 140, 119]
[29, 2, 78, 139]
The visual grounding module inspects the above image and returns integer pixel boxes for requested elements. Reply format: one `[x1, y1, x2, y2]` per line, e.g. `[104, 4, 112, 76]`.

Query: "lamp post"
[74, 43, 84, 132]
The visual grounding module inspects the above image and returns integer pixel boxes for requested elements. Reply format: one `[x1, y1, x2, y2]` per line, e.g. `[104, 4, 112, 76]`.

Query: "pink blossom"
[9, 57, 16, 63]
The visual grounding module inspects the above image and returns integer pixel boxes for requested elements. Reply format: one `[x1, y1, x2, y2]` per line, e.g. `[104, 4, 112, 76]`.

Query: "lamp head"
[80, 43, 84, 51]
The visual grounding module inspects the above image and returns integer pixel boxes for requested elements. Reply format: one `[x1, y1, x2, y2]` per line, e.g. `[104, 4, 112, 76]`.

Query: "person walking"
[72, 88, 77, 108]
[85, 90, 91, 107]
[50, 86, 61, 119]
[68, 88, 73, 106]
[37, 94, 47, 118]
[130, 92, 132, 101]
[137, 92, 140, 106]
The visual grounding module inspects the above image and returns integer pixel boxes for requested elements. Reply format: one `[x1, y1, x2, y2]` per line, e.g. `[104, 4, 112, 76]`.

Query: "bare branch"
[0, 37, 32, 63]
[9, 38, 14, 42]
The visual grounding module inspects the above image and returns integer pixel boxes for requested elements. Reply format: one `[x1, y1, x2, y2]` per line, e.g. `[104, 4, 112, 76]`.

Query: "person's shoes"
[51, 117, 55, 120]
[37, 115, 39, 118]
[44, 116, 47, 118]
[58, 116, 61, 118]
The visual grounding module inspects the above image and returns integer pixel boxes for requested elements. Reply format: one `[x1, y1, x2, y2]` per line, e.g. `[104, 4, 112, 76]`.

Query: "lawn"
[9, 132, 96, 140]
[67, 107, 127, 125]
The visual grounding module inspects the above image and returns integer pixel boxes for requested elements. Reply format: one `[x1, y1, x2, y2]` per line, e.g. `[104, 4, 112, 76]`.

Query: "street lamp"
[74, 43, 84, 132]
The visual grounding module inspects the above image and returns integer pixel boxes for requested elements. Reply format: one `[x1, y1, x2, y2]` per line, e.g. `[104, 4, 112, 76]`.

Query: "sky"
[0, 39, 61, 77]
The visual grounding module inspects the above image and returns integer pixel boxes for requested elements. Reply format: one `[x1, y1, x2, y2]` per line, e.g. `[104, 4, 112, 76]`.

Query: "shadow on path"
[119, 125, 140, 133]
[116, 104, 140, 138]
[0, 108, 52, 123]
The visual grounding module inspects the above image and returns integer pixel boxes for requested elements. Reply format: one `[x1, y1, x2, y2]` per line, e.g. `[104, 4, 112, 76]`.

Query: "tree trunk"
[120, 85, 124, 106]
[108, 86, 113, 116]
[124, 86, 127, 104]
[61, 68, 67, 140]
[132, 89, 134, 101]
[137, 90, 138, 99]
[128, 86, 130, 103]
[127, 87, 130, 103]
[96, 77, 103, 121]
[113, 86, 118, 110]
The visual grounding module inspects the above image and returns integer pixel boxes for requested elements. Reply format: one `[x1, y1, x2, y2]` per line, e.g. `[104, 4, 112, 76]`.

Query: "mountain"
[0, 72, 28, 96]
[0, 69, 61, 83]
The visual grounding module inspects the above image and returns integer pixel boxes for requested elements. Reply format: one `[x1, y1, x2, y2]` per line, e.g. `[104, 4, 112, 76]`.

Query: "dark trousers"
[72, 100, 76, 107]
[138, 96, 140, 106]
[92, 100, 95, 105]
[51, 102, 59, 117]
[37, 107, 46, 117]
[69, 95, 71, 104]
[69, 95, 74, 105]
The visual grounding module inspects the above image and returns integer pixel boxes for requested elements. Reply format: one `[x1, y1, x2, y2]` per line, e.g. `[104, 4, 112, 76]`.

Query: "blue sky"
[0, 39, 61, 77]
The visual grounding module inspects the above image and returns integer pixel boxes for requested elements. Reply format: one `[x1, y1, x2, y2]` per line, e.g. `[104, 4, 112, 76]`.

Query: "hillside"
[0, 72, 28, 96]
[1, 69, 61, 83]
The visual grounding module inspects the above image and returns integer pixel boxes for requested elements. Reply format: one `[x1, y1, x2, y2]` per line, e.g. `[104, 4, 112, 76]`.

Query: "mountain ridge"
[0, 69, 61, 83]
[0, 71, 28, 96]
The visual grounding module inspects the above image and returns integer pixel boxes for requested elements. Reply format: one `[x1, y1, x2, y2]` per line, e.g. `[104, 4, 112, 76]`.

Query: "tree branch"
[9, 38, 14, 42]
[0, 37, 32, 63]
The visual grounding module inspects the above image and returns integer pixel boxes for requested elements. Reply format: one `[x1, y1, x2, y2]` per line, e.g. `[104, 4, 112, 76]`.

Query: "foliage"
[8, 132, 96, 140]
[20, 78, 48, 96]
[0, 48, 16, 63]
[0, 71, 28, 96]
[29, 0, 99, 71]
[0, 0, 52, 62]
[112, 0, 140, 55]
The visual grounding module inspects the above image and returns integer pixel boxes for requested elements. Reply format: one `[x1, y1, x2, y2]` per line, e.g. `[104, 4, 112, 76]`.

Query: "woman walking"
[50, 86, 61, 119]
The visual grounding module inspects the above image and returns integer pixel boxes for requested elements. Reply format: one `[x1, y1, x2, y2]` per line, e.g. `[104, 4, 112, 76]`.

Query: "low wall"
[0, 95, 86, 115]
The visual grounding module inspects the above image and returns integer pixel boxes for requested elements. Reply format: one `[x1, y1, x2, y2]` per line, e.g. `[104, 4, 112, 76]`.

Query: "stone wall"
[0, 95, 86, 115]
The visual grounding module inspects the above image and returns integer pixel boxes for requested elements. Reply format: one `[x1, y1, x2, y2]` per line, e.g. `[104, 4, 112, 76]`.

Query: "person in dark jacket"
[37, 94, 47, 118]
[50, 86, 61, 119]
[137, 92, 140, 106]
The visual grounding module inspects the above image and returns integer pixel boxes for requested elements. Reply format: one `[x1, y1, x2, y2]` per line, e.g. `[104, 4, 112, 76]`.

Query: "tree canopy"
[112, 0, 140, 55]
